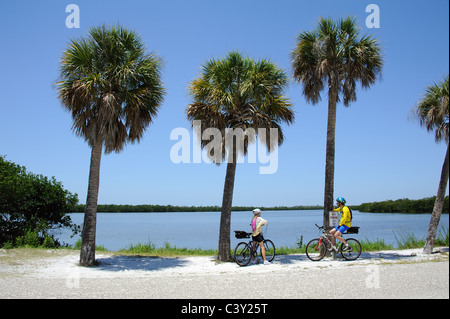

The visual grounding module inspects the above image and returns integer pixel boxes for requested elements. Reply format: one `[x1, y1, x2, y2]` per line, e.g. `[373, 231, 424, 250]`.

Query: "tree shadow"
[95, 255, 189, 272]
[271, 254, 310, 264]
[361, 250, 422, 261]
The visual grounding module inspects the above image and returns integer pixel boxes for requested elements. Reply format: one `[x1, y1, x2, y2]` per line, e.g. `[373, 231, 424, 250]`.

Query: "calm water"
[54, 210, 449, 251]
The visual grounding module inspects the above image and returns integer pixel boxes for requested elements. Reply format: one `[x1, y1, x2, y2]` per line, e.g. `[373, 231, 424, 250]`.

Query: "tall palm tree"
[291, 17, 382, 228]
[415, 76, 449, 254]
[56, 25, 165, 266]
[187, 51, 294, 261]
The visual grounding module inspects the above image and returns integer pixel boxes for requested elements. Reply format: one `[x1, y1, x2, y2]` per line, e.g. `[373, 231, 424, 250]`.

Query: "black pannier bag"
[345, 227, 360, 234]
[234, 231, 250, 239]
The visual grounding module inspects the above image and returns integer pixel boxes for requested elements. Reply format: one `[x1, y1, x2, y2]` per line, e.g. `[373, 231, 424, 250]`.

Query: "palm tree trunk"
[218, 147, 238, 262]
[323, 87, 338, 230]
[80, 137, 103, 266]
[423, 143, 449, 254]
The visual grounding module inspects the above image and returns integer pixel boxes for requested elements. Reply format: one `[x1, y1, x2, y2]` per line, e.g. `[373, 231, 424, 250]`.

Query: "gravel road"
[1, 248, 448, 299]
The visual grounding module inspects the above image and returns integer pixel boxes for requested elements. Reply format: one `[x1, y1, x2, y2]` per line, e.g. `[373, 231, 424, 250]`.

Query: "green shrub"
[72, 239, 107, 251]
[42, 235, 56, 248]
[1, 155, 80, 247]
[17, 229, 40, 247]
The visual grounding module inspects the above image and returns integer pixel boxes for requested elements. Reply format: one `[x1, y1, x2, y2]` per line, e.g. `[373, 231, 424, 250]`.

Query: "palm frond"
[416, 76, 449, 143]
[55, 25, 166, 153]
[291, 17, 383, 106]
[187, 51, 294, 164]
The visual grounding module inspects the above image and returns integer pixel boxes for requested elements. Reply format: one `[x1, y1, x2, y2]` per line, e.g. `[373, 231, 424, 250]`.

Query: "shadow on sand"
[95, 255, 189, 272]
[90, 247, 448, 272]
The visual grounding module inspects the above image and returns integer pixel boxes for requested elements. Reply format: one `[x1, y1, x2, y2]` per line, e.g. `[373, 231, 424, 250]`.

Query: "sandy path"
[0, 248, 448, 299]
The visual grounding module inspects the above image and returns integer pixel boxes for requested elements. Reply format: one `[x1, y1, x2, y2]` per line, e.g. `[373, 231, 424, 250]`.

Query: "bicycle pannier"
[346, 226, 359, 234]
[234, 231, 250, 239]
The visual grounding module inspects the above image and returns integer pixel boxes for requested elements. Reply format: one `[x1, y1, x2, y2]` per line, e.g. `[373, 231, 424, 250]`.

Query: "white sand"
[0, 247, 448, 299]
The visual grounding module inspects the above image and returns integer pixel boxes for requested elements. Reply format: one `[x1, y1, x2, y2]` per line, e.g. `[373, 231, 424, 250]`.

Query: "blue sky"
[0, 0, 448, 207]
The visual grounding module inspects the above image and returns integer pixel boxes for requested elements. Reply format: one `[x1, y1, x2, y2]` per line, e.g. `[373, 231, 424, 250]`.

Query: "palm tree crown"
[187, 51, 294, 160]
[57, 25, 166, 153]
[291, 17, 383, 106]
[416, 76, 449, 143]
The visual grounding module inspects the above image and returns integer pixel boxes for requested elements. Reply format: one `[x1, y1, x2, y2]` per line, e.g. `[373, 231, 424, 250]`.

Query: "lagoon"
[54, 210, 449, 251]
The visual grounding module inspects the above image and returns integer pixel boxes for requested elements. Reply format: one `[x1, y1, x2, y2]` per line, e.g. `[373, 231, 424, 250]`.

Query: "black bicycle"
[233, 231, 276, 266]
[305, 224, 362, 261]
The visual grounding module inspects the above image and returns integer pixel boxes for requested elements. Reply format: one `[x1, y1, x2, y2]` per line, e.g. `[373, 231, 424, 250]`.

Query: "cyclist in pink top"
[251, 208, 270, 265]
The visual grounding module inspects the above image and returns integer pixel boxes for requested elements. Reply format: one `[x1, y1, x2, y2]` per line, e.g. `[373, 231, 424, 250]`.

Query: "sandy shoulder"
[1, 247, 447, 278]
[0, 247, 448, 299]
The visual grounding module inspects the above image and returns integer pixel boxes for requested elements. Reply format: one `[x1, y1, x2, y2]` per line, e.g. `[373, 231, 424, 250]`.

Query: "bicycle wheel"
[261, 239, 276, 262]
[234, 242, 252, 266]
[306, 238, 326, 261]
[340, 238, 362, 261]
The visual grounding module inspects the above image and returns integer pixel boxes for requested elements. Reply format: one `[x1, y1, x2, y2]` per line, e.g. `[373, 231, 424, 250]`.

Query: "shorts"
[252, 234, 264, 243]
[334, 225, 350, 234]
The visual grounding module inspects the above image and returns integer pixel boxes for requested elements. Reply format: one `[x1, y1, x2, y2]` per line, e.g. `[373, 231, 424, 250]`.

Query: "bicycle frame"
[316, 225, 348, 249]
[306, 224, 362, 261]
[243, 239, 262, 257]
[320, 232, 338, 250]
[233, 231, 276, 266]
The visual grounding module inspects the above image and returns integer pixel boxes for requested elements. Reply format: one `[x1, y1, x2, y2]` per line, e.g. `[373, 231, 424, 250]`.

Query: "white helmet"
[253, 208, 262, 215]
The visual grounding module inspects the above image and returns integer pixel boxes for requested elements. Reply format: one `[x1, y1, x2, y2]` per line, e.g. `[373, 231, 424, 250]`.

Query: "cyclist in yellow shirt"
[329, 197, 352, 251]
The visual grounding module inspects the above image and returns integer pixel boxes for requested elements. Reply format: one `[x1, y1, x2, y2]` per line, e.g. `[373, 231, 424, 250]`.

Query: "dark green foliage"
[0, 156, 80, 247]
[72, 204, 323, 213]
[358, 196, 449, 214]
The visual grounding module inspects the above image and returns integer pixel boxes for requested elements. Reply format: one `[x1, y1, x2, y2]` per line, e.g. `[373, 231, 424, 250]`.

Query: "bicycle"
[233, 231, 276, 266]
[305, 224, 362, 261]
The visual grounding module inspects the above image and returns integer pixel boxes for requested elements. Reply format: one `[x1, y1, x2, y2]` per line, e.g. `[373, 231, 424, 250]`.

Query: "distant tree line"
[72, 204, 323, 213]
[72, 197, 449, 214]
[358, 196, 449, 214]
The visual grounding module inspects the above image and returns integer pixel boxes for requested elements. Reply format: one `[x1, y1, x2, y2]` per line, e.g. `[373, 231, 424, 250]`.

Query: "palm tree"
[291, 17, 382, 229]
[56, 25, 165, 266]
[187, 51, 294, 261]
[415, 76, 449, 254]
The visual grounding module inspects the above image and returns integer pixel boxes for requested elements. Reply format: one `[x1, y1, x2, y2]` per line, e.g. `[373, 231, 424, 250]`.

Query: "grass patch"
[99, 227, 450, 257]
[5, 228, 448, 258]
[360, 238, 394, 251]
[72, 239, 108, 252]
[1, 229, 68, 250]
[435, 226, 449, 247]
[275, 246, 306, 255]
[395, 226, 449, 249]
[395, 233, 425, 249]
[119, 240, 217, 257]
